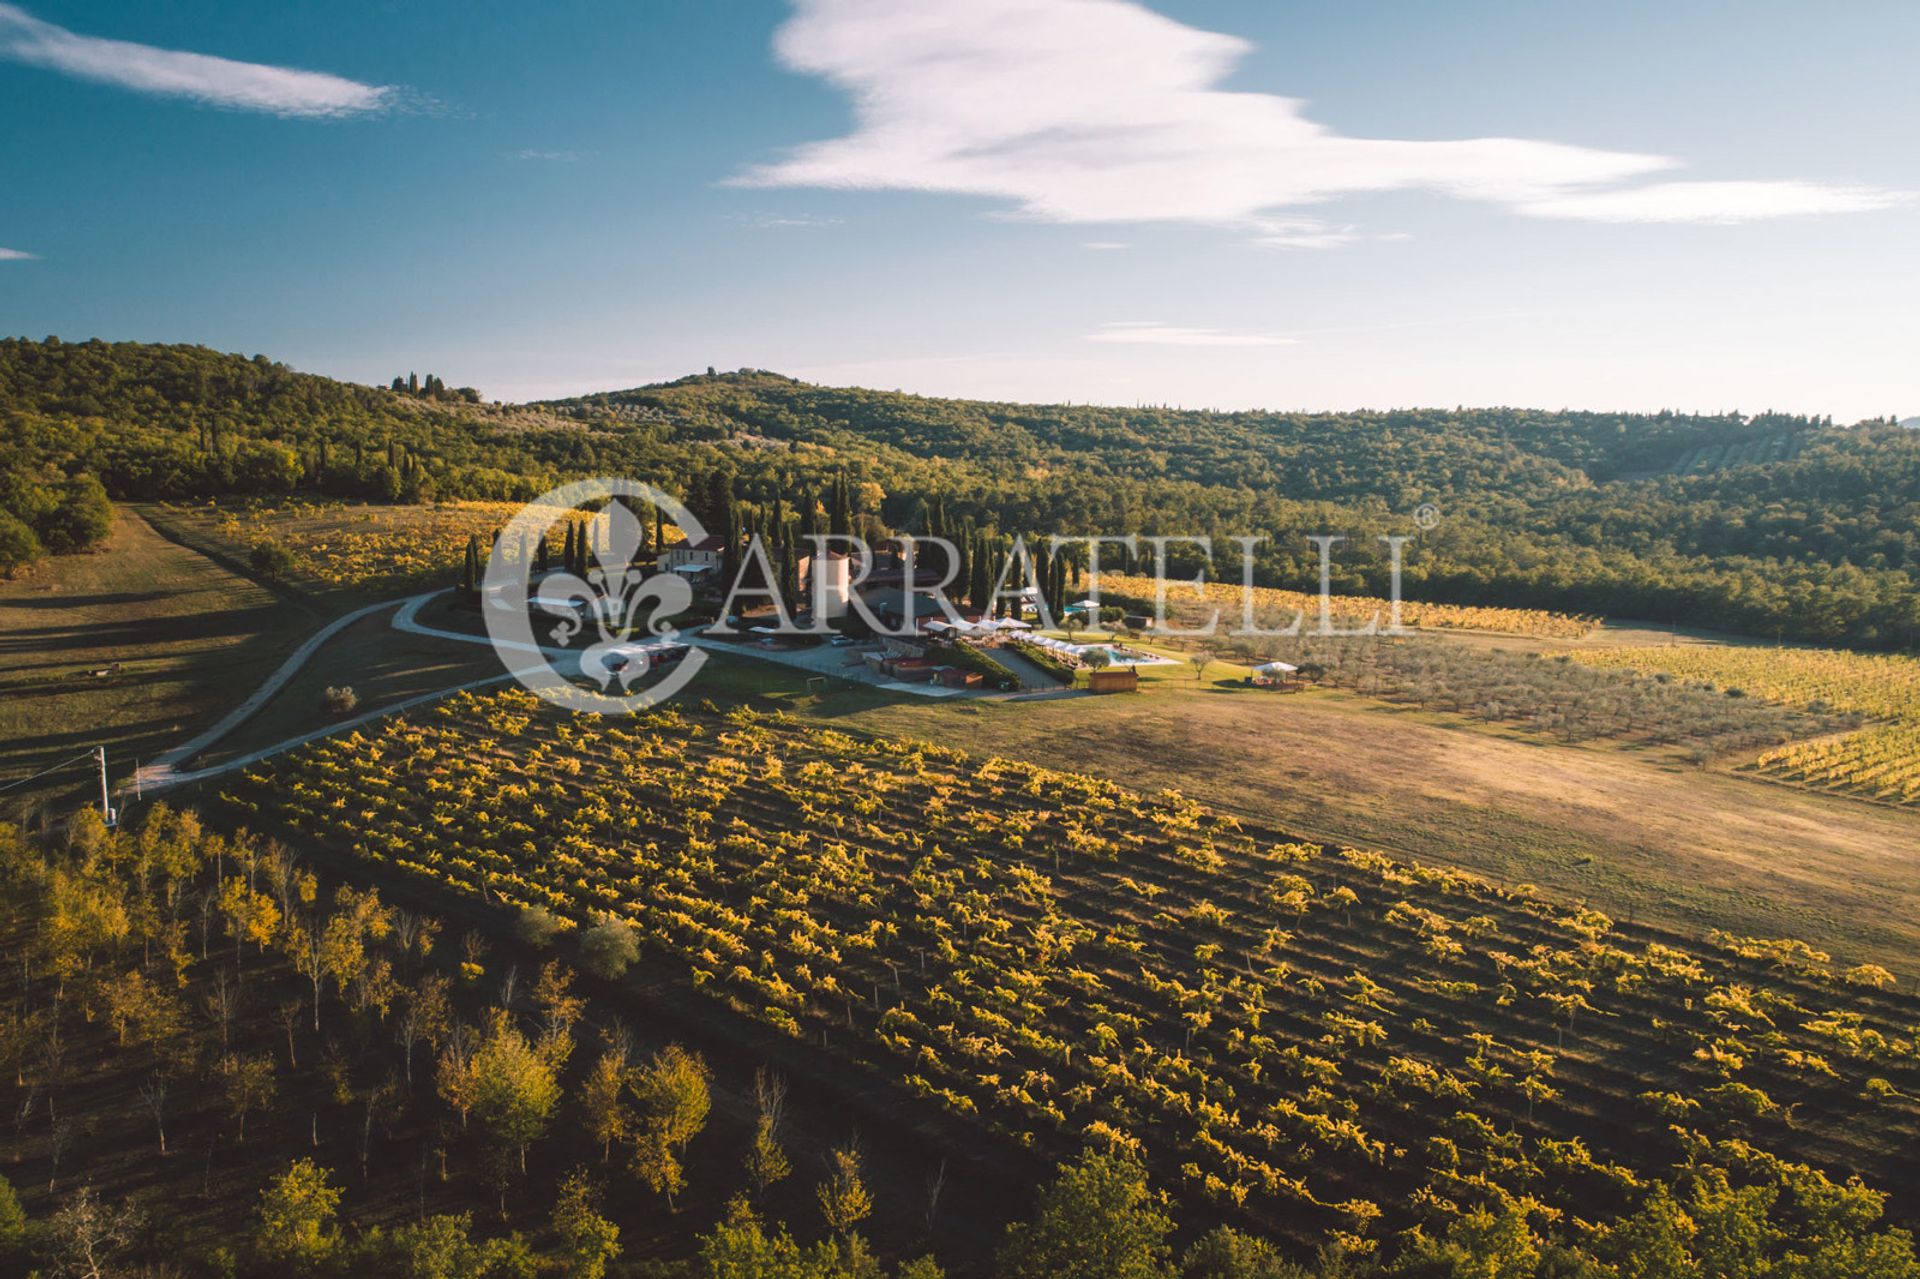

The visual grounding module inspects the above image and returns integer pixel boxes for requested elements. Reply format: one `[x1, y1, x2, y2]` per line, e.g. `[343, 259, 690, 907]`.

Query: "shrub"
[0, 511, 41, 576]
[1011, 639, 1077, 685]
[38, 474, 113, 552]
[516, 905, 566, 949]
[0, 1173, 24, 1265]
[322, 686, 359, 716]
[929, 641, 1020, 691]
[251, 538, 300, 581]
[579, 916, 640, 979]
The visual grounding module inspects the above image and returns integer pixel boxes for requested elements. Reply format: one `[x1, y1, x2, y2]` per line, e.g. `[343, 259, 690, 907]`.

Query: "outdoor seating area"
[1250, 660, 1303, 689]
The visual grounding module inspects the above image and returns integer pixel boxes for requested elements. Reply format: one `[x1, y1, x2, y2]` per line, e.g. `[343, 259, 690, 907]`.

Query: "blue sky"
[2, 0, 1915, 419]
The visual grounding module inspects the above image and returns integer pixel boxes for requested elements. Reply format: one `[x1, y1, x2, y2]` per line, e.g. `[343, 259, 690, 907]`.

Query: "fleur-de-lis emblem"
[534, 503, 695, 691]
[484, 478, 711, 714]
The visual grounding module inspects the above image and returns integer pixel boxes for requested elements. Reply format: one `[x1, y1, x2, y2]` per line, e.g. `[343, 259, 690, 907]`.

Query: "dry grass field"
[0, 509, 308, 811]
[732, 668, 1920, 977]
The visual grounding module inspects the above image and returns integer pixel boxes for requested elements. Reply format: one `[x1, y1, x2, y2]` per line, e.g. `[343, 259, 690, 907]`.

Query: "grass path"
[134, 593, 421, 789]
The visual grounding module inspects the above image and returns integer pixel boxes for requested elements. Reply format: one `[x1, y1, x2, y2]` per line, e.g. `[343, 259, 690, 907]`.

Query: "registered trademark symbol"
[1413, 502, 1441, 530]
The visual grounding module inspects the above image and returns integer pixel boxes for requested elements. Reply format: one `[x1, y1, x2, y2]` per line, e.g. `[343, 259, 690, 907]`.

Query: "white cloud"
[1516, 180, 1911, 224]
[739, 0, 1904, 237]
[0, 247, 37, 260]
[511, 149, 581, 163]
[730, 211, 845, 229]
[0, 2, 399, 118]
[1247, 218, 1369, 250]
[1087, 321, 1297, 347]
[1081, 240, 1130, 250]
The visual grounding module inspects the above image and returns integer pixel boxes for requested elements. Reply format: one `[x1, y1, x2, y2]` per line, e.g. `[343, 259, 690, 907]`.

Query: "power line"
[0, 750, 99, 797]
[1, 746, 120, 828]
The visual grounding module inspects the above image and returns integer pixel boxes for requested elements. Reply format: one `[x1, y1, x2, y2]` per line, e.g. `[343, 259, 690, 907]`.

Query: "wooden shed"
[1088, 667, 1139, 694]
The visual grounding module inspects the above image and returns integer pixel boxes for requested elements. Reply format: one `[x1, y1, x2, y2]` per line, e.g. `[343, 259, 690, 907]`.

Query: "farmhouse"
[858, 586, 950, 633]
[798, 549, 853, 618]
[658, 534, 726, 575]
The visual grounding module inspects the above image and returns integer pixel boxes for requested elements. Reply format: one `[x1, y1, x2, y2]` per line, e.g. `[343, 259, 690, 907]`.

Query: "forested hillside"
[558, 374, 1920, 646]
[5, 339, 1919, 646]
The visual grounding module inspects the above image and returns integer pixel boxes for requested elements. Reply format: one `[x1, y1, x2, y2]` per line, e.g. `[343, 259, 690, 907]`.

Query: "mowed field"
[715, 664, 1920, 977]
[0, 509, 310, 809]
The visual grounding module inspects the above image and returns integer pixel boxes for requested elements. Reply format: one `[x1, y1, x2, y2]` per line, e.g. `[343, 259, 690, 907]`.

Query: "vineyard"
[170, 499, 627, 596]
[203, 499, 536, 593]
[1576, 645, 1920, 804]
[1189, 633, 1852, 756]
[229, 688, 1920, 1263]
[1099, 573, 1598, 640]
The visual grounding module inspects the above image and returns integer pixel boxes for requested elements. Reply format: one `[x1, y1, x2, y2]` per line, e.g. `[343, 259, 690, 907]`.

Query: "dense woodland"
[5, 338, 1920, 645]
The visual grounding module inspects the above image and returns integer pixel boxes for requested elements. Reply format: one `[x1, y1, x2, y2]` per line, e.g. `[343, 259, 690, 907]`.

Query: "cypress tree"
[829, 474, 850, 538]
[1033, 541, 1052, 620]
[462, 535, 479, 596]
[704, 471, 733, 534]
[720, 497, 739, 587]
[969, 531, 991, 614]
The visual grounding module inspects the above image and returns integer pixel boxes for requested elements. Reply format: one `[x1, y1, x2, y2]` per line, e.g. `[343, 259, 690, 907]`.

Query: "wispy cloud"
[1081, 240, 1130, 251]
[1087, 321, 1297, 348]
[1515, 181, 1908, 224]
[510, 149, 581, 162]
[729, 211, 845, 229]
[0, 2, 401, 118]
[739, 0, 1904, 240]
[0, 247, 37, 260]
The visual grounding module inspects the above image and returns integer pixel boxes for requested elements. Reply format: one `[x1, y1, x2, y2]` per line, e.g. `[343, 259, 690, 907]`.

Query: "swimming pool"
[1067, 643, 1179, 666]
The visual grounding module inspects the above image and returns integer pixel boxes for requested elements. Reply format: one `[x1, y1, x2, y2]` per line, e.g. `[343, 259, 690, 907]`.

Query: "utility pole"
[96, 746, 116, 828]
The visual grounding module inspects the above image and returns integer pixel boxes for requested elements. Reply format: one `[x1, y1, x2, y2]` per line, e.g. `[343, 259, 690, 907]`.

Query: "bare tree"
[925, 1156, 948, 1233]
[394, 972, 451, 1091]
[277, 998, 303, 1069]
[358, 1074, 400, 1185]
[391, 909, 421, 974]
[44, 1186, 143, 1279]
[205, 968, 241, 1053]
[746, 1065, 791, 1198]
[198, 890, 216, 961]
[496, 964, 519, 1013]
[264, 841, 301, 920]
[138, 1072, 169, 1155]
[48, 1117, 73, 1193]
